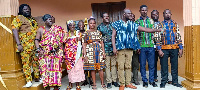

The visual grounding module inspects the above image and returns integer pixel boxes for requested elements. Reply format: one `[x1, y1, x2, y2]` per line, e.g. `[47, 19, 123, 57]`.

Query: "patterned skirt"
[83, 43, 106, 70]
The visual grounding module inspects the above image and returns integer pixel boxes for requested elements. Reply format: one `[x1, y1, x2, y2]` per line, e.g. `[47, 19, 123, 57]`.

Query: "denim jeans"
[139, 47, 155, 83]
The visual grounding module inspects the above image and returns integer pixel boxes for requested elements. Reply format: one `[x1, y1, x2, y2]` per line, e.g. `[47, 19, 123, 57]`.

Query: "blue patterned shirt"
[157, 20, 183, 50]
[97, 23, 113, 56]
[112, 20, 141, 50]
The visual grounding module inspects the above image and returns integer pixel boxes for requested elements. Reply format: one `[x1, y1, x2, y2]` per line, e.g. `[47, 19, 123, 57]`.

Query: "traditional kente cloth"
[39, 25, 64, 88]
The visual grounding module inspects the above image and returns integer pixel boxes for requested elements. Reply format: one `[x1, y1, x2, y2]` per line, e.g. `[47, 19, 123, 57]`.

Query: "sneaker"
[143, 82, 148, 88]
[39, 79, 43, 83]
[107, 83, 112, 89]
[24, 81, 32, 87]
[112, 82, 120, 87]
[149, 82, 158, 87]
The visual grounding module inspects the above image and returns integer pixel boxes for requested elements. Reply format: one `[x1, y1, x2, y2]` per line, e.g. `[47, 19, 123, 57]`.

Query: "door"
[91, 1, 126, 26]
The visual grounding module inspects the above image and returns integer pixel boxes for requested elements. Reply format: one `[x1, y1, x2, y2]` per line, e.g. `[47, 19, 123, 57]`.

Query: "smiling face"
[78, 21, 85, 31]
[68, 23, 75, 31]
[140, 7, 148, 17]
[131, 14, 135, 21]
[102, 13, 109, 23]
[151, 10, 159, 21]
[123, 9, 133, 20]
[45, 18, 53, 26]
[89, 19, 96, 29]
[22, 6, 31, 17]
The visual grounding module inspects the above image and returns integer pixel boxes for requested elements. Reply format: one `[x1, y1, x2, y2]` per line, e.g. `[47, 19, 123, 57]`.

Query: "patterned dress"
[83, 30, 106, 70]
[39, 25, 64, 88]
[11, 15, 39, 82]
[64, 30, 85, 83]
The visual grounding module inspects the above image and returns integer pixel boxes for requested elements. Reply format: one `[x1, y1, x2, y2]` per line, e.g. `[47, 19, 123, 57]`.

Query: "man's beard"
[153, 19, 158, 22]
[126, 17, 130, 21]
[23, 13, 31, 17]
[165, 17, 171, 20]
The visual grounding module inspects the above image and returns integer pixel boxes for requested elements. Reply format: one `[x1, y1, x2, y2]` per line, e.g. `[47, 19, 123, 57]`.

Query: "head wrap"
[67, 20, 75, 25]
[42, 14, 52, 21]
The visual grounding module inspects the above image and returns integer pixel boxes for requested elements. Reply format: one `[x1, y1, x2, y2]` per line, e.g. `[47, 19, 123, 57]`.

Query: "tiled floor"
[48, 71, 186, 90]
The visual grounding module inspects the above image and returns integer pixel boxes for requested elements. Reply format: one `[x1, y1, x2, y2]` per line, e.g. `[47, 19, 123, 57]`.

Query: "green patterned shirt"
[136, 16, 154, 47]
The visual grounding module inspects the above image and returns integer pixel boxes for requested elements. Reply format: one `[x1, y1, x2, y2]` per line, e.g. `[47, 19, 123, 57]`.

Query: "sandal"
[92, 85, 97, 90]
[76, 86, 81, 90]
[66, 86, 71, 90]
[101, 84, 107, 90]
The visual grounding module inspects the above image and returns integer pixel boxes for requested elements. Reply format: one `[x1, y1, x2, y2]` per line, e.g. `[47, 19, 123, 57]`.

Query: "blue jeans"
[139, 47, 155, 83]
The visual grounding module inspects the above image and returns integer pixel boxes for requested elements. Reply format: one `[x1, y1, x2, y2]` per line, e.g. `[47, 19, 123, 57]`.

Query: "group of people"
[11, 3, 183, 90]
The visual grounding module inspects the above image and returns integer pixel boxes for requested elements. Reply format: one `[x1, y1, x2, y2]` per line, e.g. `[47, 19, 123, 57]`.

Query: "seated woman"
[83, 17, 107, 90]
[35, 14, 65, 90]
[64, 20, 85, 90]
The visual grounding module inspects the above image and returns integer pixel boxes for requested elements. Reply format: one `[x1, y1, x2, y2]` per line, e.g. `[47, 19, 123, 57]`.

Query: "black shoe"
[88, 77, 93, 85]
[107, 83, 112, 89]
[168, 81, 172, 84]
[143, 82, 148, 88]
[149, 82, 158, 87]
[172, 83, 183, 88]
[132, 80, 140, 85]
[112, 82, 120, 87]
[81, 80, 88, 86]
[160, 83, 166, 88]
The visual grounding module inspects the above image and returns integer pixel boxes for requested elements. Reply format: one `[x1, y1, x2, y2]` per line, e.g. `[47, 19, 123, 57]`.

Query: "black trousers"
[154, 51, 159, 79]
[160, 49, 179, 84]
[132, 51, 139, 81]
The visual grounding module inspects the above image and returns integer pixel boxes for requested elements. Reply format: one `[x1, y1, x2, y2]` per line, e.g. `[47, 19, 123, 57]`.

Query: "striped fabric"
[112, 20, 141, 50]
[136, 16, 154, 47]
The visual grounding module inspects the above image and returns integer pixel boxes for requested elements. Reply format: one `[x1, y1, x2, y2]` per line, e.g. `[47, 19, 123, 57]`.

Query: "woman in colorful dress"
[64, 20, 85, 90]
[83, 18, 107, 90]
[35, 14, 65, 90]
[78, 20, 94, 86]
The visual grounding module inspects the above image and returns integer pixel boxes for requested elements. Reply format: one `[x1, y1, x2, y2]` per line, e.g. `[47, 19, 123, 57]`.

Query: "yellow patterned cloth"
[12, 15, 39, 82]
